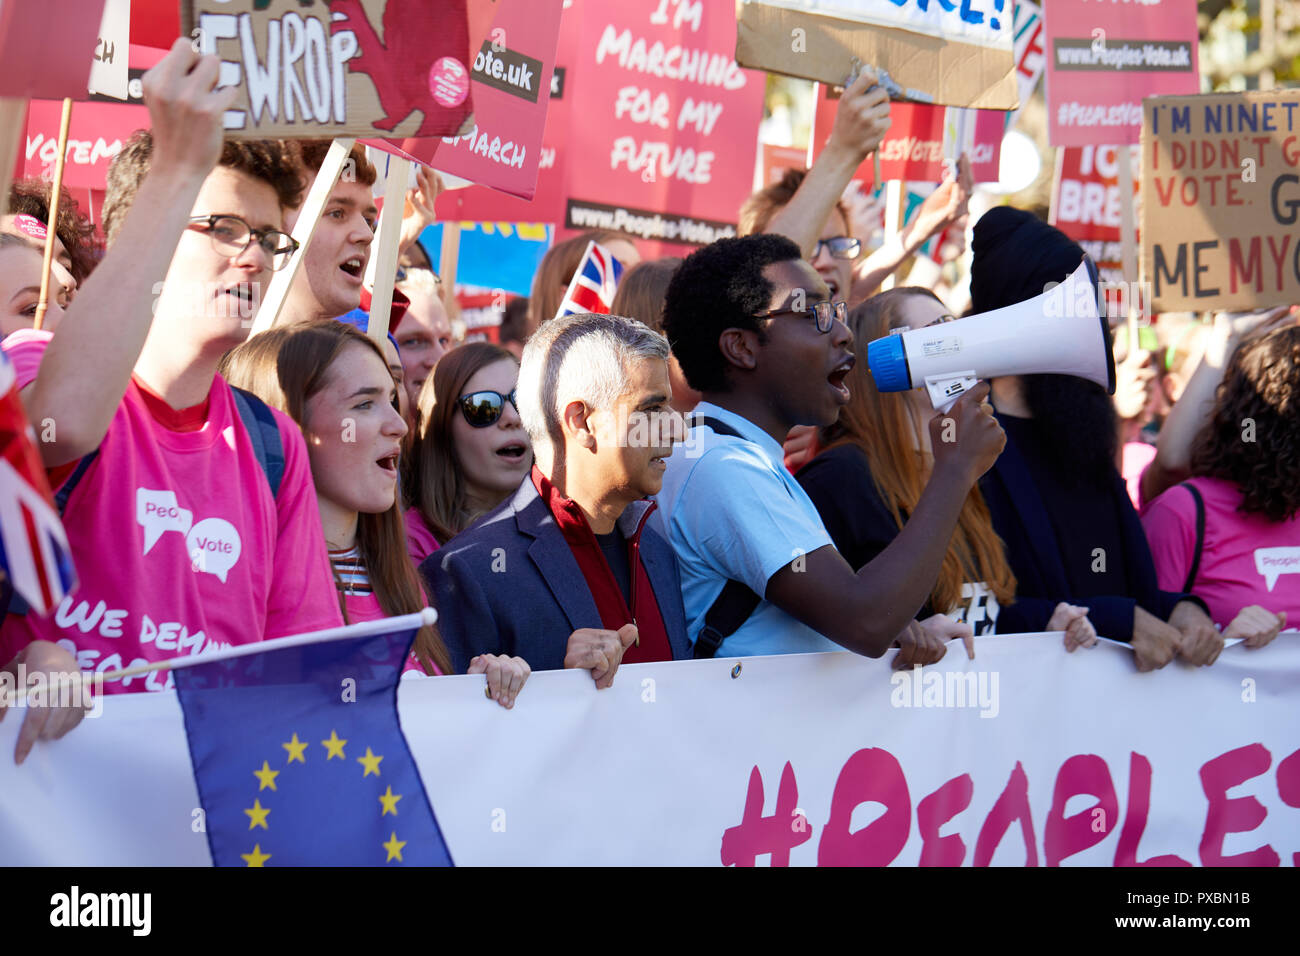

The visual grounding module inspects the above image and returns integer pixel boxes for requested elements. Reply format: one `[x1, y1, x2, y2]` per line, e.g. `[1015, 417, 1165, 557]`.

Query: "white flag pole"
[248, 137, 356, 336]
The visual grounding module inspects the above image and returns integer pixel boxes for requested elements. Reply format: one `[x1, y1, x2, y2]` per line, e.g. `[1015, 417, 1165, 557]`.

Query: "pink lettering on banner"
[1277, 748, 1300, 866]
[1114, 752, 1192, 866]
[917, 773, 974, 866]
[1044, 754, 1118, 866]
[974, 761, 1038, 866]
[817, 748, 911, 866]
[719, 762, 810, 867]
[1198, 743, 1280, 867]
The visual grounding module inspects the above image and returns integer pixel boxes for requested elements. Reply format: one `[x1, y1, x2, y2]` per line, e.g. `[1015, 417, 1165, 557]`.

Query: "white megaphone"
[867, 256, 1116, 410]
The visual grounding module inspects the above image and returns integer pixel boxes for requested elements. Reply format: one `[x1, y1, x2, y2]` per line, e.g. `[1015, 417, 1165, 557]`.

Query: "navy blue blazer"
[980, 415, 1199, 640]
[420, 477, 692, 673]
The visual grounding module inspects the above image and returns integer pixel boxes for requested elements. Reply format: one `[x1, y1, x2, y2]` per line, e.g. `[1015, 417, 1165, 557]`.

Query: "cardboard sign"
[183, 0, 474, 139]
[811, 87, 1004, 186]
[560, 0, 765, 249]
[1141, 89, 1300, 312]
[1042, 0, 1199, 148]
[0, 0, 107, 99]
[735, 0, 1018, 110]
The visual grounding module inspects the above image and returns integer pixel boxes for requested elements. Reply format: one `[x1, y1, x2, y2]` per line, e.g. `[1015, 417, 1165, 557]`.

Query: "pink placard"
[811, 90, 1004, 186]
[1042, 0, 1200, 148]
[0, 1, 107, 100]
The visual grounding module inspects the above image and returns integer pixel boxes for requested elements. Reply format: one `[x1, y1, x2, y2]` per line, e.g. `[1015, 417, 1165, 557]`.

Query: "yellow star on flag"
[379, 786, 402, 816]
[253, 761, 279, 792]
[282, 733, 308, 764]
[383, 832, 406, 863]
[322, 730, 347, 760]
[241, 844, 271, 867]
[245, 799, 270, 830]
[357, 747, 383, 777]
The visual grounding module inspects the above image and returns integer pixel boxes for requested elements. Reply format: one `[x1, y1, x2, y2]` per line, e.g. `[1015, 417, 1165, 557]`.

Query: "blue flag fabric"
[173, 619, 453, 867]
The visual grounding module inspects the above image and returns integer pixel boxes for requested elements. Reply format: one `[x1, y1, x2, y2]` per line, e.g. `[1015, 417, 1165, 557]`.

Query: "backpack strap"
[691, 414, 763, 658]
[230, 386, 285, 500]
[1179, 481, 1206, 594]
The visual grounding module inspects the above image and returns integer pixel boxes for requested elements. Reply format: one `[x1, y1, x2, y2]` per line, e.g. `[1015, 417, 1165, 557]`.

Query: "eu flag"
[174, 614, 453, 867]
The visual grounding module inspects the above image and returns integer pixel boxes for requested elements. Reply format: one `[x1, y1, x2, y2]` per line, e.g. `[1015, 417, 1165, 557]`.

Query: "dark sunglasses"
[458, 389, 518, 428]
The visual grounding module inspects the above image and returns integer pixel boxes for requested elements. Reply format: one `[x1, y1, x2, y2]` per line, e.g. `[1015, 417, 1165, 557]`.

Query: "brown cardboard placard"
[183, 0, 474, 139]
[734, 0, 1019, 109]
[1141, 89, 1300, 312]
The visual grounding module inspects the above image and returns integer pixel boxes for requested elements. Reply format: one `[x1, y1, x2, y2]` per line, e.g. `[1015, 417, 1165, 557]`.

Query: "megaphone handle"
[925, 372, 979, 412]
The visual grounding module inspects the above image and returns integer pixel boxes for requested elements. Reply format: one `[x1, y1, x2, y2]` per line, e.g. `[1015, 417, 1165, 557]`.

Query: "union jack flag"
[554, 241, 626, 321]
[0, 351, 75, 616]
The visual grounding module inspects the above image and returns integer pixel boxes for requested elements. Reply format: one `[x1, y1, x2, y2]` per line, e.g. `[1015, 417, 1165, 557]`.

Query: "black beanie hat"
[970, 206, 1087, 315]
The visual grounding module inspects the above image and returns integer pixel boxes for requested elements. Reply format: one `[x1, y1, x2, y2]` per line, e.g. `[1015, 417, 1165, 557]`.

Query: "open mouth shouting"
[375, 452, 399, 478]
[339, 255, 365, 285]
[827, 354, 855, 403]
[495, 442, 528, 463]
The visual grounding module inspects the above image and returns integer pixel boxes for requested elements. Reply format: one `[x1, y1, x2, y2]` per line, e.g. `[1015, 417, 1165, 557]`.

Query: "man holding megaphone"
[655, 234, 1005, 666]
[919, 207, 1219, 672]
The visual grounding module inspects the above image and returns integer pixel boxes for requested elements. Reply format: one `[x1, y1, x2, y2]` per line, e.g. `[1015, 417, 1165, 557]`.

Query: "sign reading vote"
[182, 0, 475, 139]
[1141, 89, 1300, 312]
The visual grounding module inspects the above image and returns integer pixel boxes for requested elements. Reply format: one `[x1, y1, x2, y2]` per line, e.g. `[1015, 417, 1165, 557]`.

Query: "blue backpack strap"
[230, 386, 284, 500]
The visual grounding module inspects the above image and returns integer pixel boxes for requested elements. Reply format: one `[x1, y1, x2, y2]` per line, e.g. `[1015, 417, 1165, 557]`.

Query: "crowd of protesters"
[0, 40, 1294, 762]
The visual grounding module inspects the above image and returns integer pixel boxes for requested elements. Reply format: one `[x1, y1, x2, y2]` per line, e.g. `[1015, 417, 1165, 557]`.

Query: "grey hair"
[518, 312, 669, 463]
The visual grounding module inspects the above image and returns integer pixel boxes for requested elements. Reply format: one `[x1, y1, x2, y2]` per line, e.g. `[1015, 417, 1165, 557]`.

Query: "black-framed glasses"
[458, 389, 518, 428]
[754, 299, 848, 334]
[813, 236, 861, 260]
[187, 215, 300, 271]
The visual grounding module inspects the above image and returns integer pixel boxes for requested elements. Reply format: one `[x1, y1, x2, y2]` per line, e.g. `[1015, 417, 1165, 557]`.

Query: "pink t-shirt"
[1142, 475, 1300, 628]
[1123, 441, 1156, 512]
[0, 331, 344, 692]
[340, 579, 441, 676]
[404, 506, 441, 567]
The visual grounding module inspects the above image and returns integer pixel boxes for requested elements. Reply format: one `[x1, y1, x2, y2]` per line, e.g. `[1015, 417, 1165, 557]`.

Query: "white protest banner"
[88, 0, 130, 101]
[735, 0, 1019, 109]
[2, 634, 1298, 866]
[1008, 0, 1045, 130]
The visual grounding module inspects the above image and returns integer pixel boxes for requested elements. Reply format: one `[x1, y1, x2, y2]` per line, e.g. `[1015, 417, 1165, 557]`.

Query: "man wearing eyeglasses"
[0, 41, 344, 719]
[656, 234, 1005, 664]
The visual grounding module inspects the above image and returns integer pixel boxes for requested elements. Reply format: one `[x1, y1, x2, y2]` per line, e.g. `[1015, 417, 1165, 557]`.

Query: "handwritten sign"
[182, 0, 474, 139]
[1042, 0, 1199, 148]
[88, 0, 130, 101]
[735, 0, 1018, 109]
[1141, 90, 1300, 312]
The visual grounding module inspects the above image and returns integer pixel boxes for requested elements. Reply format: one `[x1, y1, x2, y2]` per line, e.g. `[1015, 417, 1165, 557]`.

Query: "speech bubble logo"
[136, 488, 193, 555]
[1255, 546, 1300, 592]
[186, 518, 242, 584]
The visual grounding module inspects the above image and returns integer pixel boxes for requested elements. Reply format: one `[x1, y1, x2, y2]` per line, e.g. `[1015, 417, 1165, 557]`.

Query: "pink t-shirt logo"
[1256, 547, 1300, 592]
[136, 487, 243, 583]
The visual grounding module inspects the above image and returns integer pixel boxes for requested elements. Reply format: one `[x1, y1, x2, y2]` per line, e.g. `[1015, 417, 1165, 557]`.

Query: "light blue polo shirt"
[654, 402, 840, 657]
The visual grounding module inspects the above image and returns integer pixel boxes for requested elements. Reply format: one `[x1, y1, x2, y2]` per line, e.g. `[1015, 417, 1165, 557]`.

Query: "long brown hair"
[406, 342, 519, 543]
[1190, 323, 1300, 522]
[221, 320, 452, 675]
[610, 257, 682, 335]
[527, 230, 627, 333]
[822, 288, 1016, 613]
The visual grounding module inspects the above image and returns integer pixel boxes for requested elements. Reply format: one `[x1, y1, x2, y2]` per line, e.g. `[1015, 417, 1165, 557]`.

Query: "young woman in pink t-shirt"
[404, 343, 532, 561]
[1143, 324, 1300, 646]
[223, 321, 530, 708]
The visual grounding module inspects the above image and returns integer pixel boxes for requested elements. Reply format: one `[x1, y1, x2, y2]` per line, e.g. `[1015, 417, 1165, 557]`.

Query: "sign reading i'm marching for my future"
[1042, 0, 1199, 148]
[735, 0, 1019, 109]
[182, 0, 476, 139]
[1141, 90, 1300, 312]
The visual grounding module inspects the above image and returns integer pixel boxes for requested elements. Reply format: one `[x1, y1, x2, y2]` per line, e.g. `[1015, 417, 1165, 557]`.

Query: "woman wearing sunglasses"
[405, 342, 533, 564]
[222, 322, 531, 707]
[795, 288, 1099, 650]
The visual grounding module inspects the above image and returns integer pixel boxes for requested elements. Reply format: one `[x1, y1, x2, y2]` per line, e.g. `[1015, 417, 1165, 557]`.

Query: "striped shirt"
[329, 546, 372, 596]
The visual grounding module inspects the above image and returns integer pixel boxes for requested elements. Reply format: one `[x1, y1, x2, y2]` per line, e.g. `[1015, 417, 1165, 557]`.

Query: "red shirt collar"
[131, 375, 212, 432]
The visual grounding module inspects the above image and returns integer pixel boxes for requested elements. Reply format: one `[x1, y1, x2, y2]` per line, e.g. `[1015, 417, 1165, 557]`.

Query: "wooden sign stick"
[34, 98, 73, 331]
[363, 154, 411, 343]
[880, 180, 905, 291]
[248, 137, 355, 336]
[1117, 144, 1139, 351]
